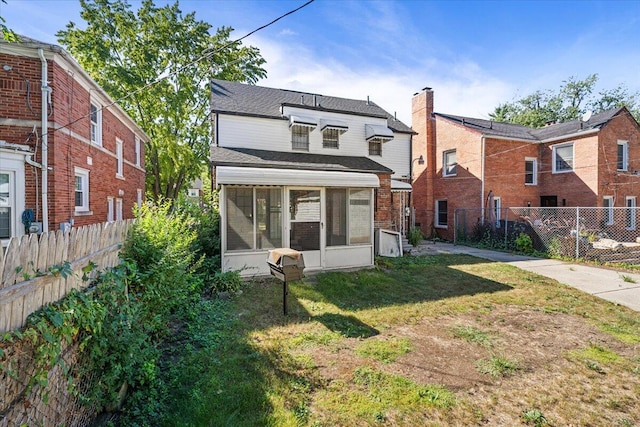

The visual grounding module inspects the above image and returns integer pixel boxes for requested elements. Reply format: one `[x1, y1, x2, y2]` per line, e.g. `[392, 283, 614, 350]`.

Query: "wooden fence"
[0, 220, 133, 334]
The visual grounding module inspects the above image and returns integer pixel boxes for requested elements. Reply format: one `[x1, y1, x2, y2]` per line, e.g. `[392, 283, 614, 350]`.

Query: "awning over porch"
[391, 179, 412, 192]
[216, 166, 380, 188]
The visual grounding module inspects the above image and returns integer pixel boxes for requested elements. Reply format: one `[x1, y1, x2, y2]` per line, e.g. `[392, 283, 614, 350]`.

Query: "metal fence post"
[504, 208, 509, 248]
[575, 207, 580, 260]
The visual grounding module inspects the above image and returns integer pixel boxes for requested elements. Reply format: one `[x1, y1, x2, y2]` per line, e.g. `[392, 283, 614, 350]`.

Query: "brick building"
[0, 36, 147, 246]
[209, 79, 413, 275]
[412, 87, 640, 240]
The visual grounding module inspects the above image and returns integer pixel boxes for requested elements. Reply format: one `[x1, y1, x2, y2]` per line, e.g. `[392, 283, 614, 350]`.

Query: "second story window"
[291, 126, 310, 151]
[617, 140, 629, 171]
[368, 139, 382, 156]
[443, 149, 457, 176]
[552, 142, 574, 173]
[135, 136, 141, 167]
[116, 138, 124, 178]
[323, 128, 340, 149]
[90, 103, 102, 146]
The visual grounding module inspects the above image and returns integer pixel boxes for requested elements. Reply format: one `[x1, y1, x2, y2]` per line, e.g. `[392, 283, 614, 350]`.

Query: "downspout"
[38, 48, 49, 232]
[480, 136, 486, 224]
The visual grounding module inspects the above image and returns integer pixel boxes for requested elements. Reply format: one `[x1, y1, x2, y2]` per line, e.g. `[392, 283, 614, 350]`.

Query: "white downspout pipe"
[480, 136, 486, 224]
[38, 48, 49, 233]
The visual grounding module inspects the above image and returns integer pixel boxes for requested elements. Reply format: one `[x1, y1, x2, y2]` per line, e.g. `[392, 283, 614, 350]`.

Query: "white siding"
[217, 110, 411, 172]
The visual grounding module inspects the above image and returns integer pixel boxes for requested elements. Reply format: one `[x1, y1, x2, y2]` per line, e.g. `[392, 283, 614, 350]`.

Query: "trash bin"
[267, 248, 305, 315]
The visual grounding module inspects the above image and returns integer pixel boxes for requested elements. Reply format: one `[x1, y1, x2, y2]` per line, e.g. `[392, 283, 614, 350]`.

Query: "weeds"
[355, 337, 413, 363]
[451, 325, 492, 347]
[476, 355, 520, 377]
[521, 408, 548, 426]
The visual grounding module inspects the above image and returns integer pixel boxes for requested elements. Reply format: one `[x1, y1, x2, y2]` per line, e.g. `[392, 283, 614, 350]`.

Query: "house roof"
[434, 107, 627, 142]
[211, 146, 393, 174]
[210, 79, 414, 134]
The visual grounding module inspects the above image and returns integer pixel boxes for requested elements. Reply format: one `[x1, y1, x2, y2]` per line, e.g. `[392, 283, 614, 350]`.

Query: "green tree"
[57, 0, 266, 200]
[490, 74, 640, 128]
[1, 0, 20, 42]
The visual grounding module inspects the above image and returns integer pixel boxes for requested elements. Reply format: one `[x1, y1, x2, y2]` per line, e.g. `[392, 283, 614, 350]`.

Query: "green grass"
[144, 253, 640, 426]
[451, 325, 493, 347]
[355, 337, 413, 363]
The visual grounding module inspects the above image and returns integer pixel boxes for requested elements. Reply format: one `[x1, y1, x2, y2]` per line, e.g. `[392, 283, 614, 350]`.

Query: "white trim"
[552, 142, 574, 174]
[365, 124, 394, 142]
[90, 101, 103, 146]
[443, 149, 457, 177]
[135, 135, 141, 167]
[617, 140, 629, 171]
[319, 118, 348, 132]
[289, 115, 317, 129]
[525, 157, 538, 185]
[116, 138, 124, 178]
[115, 198, 123, 221]
[74, 167, 90, 213]
[137, 189, 143, 208]
[0, 152, 26, 245]
[216, 166, 380, 188]
[390, 179, 412, 192]
[626, 196, 636, 230]
[603, 196, 614, 225]
[107, 197, 114, 222]
[435, 199, 448, 228]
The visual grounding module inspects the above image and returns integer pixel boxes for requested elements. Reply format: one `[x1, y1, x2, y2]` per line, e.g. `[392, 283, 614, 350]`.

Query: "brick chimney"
[411, 87, 435, 235]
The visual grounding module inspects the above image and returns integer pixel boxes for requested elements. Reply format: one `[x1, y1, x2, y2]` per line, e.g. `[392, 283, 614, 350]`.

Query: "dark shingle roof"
[211, 146, 393, 174]
[210, 79, 413, 134]
[435, 107, 627, 142]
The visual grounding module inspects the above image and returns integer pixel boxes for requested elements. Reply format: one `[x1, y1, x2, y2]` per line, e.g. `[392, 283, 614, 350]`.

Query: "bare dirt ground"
[300, 306, 640, 426]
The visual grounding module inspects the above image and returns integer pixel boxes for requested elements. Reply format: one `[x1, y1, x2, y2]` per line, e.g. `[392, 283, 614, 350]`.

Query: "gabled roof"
[434, 107, 628, 142]
[211, 146, 393, 174]
[210, 79, 414, 134]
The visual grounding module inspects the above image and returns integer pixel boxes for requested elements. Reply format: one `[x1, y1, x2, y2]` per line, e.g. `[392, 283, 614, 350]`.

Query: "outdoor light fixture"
[3, 65, 12, 71]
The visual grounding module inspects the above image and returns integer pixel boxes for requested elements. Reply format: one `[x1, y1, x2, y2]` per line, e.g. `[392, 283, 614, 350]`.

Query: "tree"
[490, 74, 640, 128]
[1, 0, 20, 42]
[57, 0, 266, 200]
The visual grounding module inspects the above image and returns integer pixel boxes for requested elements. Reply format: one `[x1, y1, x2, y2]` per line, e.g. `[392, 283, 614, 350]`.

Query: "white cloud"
[252, 35, 513, 126]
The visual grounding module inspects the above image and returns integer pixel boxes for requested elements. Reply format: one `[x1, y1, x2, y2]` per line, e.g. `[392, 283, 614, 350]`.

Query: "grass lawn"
[156, 254, 640, 426]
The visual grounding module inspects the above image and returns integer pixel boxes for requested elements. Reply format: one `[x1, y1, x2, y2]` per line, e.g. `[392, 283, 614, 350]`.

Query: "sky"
[2, 0, 640, 125]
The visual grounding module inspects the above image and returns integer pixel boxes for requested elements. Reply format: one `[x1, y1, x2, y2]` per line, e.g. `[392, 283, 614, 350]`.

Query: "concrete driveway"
[410, 241, 640, 312]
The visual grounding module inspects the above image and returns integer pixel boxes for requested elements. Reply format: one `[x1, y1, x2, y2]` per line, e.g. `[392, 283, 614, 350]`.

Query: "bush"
[515, 233, 534, 254]
[407, 227, 424, 247]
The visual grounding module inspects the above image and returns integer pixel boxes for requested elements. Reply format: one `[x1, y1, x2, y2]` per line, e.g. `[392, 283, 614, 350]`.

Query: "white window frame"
[291, 126, 310, 151]
[323, 128, 340, 149]
[116, 138, 124, 178]
[443, 149, 457, 177]
[435, 199, 448, 228]
[617, 140, 629, 171]
[188, 188, 199, 198]
[552, 142, 574, 174]
[107, 197, 114, 222]
[74, 167, 90, 213]
[116, 198, 123, 221]
[525, 157, 538, 185]
[368, 139, 382, 156]
[90, 102, 102, 146]
[493, 196, 501, 228]
[0, 171, 15, 241]
[135, 135, 141, 167]
[603, 196, 614, 225]
[137, 189, 143, 208]
[626, 196, 636, 230]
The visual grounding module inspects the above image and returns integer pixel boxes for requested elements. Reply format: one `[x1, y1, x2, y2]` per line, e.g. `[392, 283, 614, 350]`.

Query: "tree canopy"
[57, 0, 266, 200]
[489, 74, 640, 128]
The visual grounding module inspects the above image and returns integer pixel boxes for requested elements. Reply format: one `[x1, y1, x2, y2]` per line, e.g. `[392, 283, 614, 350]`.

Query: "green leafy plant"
[451, 325, 492, 347]
[515, 232, 534, 254]
[521, 408, 548, 426]
[407, 227, 424, 247]
[476, 355, 520, 377]
[355, 337, 413, 363]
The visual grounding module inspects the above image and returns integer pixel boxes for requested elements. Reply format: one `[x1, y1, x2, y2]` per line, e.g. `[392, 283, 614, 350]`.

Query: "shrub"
[515, 233, 534, 254]
[407, 227, 424, 247]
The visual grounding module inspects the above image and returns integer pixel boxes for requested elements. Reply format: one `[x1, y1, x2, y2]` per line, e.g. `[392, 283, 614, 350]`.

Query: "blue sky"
[2, 0, 639, 124]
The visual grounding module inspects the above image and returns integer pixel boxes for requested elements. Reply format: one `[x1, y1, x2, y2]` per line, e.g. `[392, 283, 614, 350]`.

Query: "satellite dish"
[581, 110, 593, 122]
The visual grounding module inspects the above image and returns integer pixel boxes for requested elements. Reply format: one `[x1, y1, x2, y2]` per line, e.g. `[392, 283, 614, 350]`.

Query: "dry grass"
[172, 254, 640, 426]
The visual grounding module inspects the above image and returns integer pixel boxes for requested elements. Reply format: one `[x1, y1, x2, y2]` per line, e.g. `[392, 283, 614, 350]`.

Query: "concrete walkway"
[410, 241, 640, 312]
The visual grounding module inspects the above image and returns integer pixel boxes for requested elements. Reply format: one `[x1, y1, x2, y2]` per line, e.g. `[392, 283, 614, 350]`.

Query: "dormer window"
[365, 124, 393, 156]
[369, 139, 382, 156]
[289, 115, 317, 151]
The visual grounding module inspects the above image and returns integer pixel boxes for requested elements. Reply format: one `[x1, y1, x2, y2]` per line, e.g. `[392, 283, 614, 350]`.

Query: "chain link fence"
[455, 207, 640, 264]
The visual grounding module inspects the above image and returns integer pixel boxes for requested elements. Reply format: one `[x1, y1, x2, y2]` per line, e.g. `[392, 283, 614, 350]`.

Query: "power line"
[40, 0, 315, 141]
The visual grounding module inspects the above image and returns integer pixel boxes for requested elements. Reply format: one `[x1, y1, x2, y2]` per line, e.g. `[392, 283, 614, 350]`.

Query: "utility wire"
[40, 0, 315, 140]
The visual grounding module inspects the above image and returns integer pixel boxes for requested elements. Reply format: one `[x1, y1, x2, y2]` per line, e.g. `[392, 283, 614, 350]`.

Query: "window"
[135, 136, 141, 167]
[116, 138, 124, 178]
[291, 126, 310, 151]
[435, 199, 448, 228]
[603, 196, 614, 225]
[626, 196, 636, 230]
[137, 189, 143, 208]
[226, 187, 283, 251]
[90, 103, 102, 146]
[325, 188, 372, 246]
[525, 158, 537, 185]
[493, 196, 501, 228]
[107, 197, 114, 222]
[0, 172, 12, 239]
[74, 167, 90, 212]
[368, 140, 382, 156]
[116, 198, 123, 221]
[617, 140, 629, 171]
[323, 128, 339, 149]
[443, 150, 456, 176]
[188, 189, 199, 198]
[552, 142, 574, 173]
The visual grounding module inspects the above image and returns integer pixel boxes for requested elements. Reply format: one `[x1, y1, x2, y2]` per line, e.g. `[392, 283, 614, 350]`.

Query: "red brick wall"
[0, 50, 145, 232]
[411, 89, 433, 234]
[374, 173, 392, 229]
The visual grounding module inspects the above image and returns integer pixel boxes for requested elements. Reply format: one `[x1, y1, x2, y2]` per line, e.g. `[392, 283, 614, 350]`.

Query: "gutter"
[38, 48, 50, 233]
[480, 136, 486, 223]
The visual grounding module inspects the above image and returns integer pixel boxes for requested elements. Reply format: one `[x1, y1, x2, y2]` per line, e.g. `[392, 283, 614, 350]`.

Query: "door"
[289, 189, 322, 269]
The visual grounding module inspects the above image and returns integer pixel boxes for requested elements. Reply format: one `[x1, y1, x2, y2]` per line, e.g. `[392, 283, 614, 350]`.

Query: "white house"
[210, 79, 414, 276]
